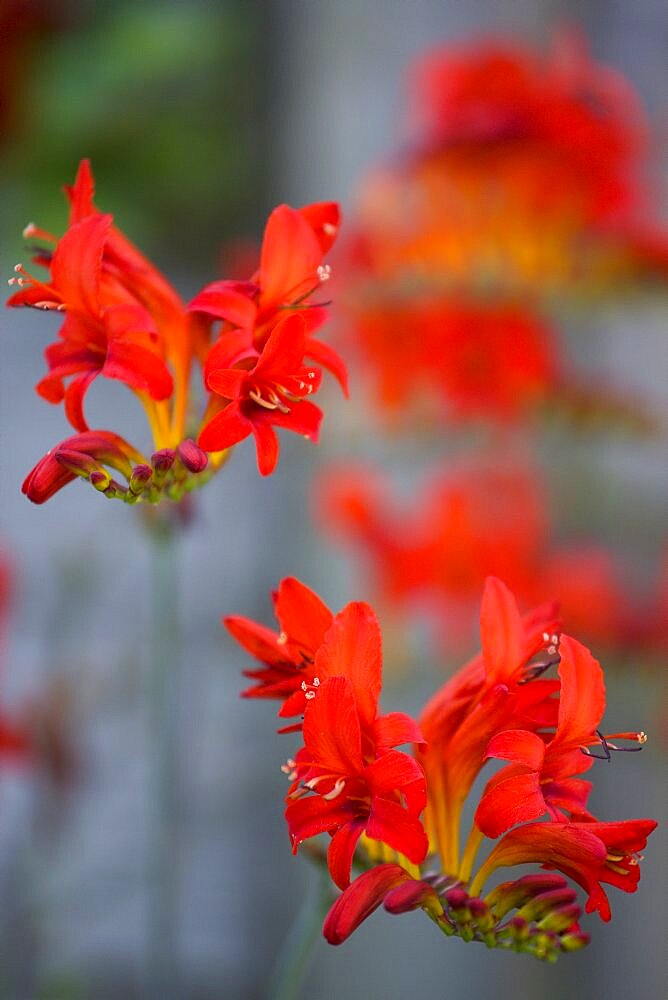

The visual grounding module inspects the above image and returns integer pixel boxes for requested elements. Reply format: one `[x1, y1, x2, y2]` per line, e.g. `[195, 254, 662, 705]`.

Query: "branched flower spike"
[8, 161, 346, 504]
[226, 575, 657, 961]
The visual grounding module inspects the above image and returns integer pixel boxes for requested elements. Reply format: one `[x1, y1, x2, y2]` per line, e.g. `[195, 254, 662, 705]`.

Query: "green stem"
[146, 525, 181, 999]
[270, 866, 332, 1000]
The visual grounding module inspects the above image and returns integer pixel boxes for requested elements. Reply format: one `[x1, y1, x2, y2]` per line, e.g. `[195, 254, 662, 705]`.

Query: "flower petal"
[198, 403, 251, 453]
[480, 577, 524, 684]
[322, 864, 413, 945]
[302, 675, 363, 773]
[327, 820, 366, 889]
[365, 796, 429, 864]
[315, 602, 382, 728]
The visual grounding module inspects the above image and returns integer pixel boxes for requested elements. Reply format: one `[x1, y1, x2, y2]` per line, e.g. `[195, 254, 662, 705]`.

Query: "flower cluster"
[226, 575, 656, 960]
[338, 32, 668, 426]
[315, 459, 665, 654]
[9, 161, 345, 503]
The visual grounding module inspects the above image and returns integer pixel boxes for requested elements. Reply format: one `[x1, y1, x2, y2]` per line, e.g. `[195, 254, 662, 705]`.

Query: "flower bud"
[177, 439, 208, 473]
[151, 449, 176, 475]
[54, 449, 99, 478]
[89, 470, 111, 492]
[129, 464, 153, 494]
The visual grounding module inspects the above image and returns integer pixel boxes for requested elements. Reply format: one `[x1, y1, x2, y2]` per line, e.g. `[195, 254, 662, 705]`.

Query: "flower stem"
[458, 824, 484, 883]
[270, 865, 332, 1000]
[145, 523, 181, 998]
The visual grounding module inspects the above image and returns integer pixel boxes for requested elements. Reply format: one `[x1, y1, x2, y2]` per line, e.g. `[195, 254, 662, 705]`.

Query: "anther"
[316, 264, 332, 283]
[277, 632, 288, 646]
[580, 730, 646, 761]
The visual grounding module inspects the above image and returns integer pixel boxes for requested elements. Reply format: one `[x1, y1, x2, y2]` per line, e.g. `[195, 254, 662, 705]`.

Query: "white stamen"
[322, 778, 345, 801]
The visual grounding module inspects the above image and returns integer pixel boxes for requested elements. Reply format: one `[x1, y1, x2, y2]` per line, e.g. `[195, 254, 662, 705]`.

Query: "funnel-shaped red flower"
[225, 576, 333, 723]
[285, 602, 427, 888]
[198, 313, 323, 474]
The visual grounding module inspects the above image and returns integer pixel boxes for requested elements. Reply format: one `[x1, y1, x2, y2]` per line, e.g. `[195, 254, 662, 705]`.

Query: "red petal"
[64, 369, 98, 431]
[553, 635, 605, 749]
[65, 159, 96, 223]
[305, 336, 349, 395]
[485, 729, 546, 770]
[253, 313, 307, 381]
[364, 750, 426, 811]
[366, 797, 428, 863]
[475, 769, 546, 838]
[251, 419, 280, 476]
[51, 213, 112, 316]
[302, 676, 363, 773]
[315, 602, 382, 728]
[285, 794, 353, 850]
[480, 577, 524, 684]
[322, 864, 413, 945]
[260, 205, 323, 308]
[257, 399, 323, 442]
[373, 712, 425, 752]
[103, 339, 173, 400]
[224, 616, 288, 667]
[327, 820, 366, 890]
[188, 279, 259, 328]
[298, 202, 341, 253]
[274, 577, 333, 655]
[198, 403, 251, 453]
[207, 368, 246, 400]
[203, 329, 256, 379]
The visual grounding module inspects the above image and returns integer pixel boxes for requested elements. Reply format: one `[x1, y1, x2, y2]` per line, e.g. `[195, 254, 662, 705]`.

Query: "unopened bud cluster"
[57, 439, 211, 504]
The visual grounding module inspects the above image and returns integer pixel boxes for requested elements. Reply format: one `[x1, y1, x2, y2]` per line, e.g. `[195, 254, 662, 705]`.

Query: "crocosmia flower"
[337, 31, 668, 429]
[314, 459, 649, 653]
[8, 160, 345, 503]
[227, 575, 657, 960]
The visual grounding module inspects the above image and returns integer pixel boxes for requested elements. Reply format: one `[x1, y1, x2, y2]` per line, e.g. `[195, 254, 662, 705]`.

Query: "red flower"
[225, 576, 333, 723]
[315, 459, 643, 653]
[235, 574, 658, 956]
[189, 201, 347, 392]
[474, 634, 607, 836]
[285, 602, 427, 888]
[9, 197, 173, 432]
[470, 819, 657, 922]
[198, 313, 323, 475]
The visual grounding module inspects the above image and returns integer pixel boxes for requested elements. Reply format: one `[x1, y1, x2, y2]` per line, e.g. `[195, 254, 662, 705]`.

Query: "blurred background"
[0, 1, 666, 998]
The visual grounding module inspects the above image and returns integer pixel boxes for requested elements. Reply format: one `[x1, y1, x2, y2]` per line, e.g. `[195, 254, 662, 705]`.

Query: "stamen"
[317, 264, 332, 283]
[580, 729, 645, 761]
[300, 676, 320, 700]
[277, 631, 288, 646]
[248, 387, 279, 410]
[322, 778, 345, 801]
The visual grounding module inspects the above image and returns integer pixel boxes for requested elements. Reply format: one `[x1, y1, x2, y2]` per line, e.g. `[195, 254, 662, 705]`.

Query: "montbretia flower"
[225, 576, 334, 725]
[8, 160, 345, 503]
[283, 602, 427, 889]
[337, 31, 668, 430]
[199, 313, 323, 475]
[189, 201, 347, 392]
[228, 575, 657, 960]
[314, 459, 643, 654]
